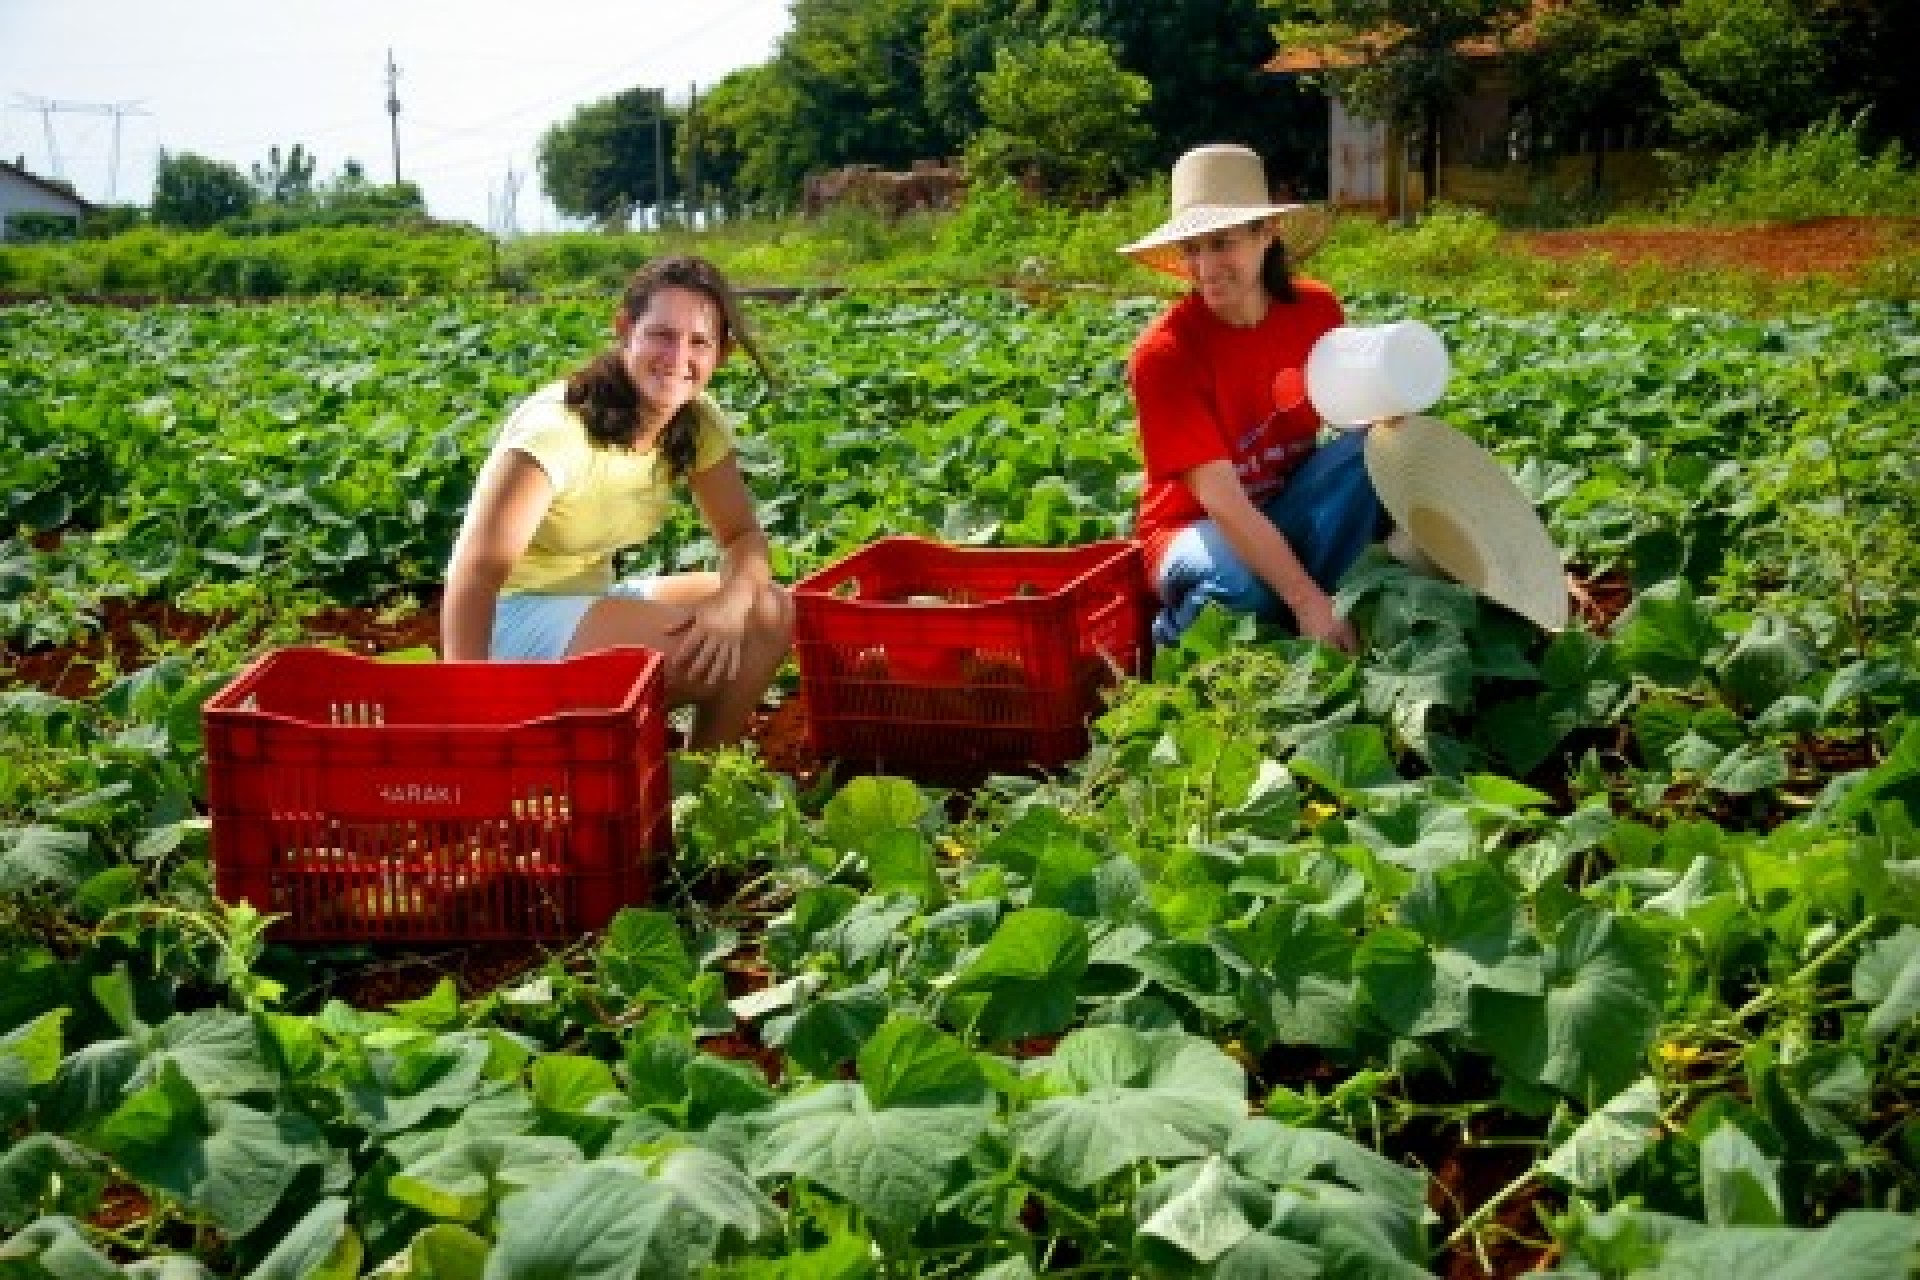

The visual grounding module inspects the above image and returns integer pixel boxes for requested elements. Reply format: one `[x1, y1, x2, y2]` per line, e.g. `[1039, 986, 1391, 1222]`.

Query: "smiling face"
[616, 284, 727, 423]
[1177, 218, 1276, 327]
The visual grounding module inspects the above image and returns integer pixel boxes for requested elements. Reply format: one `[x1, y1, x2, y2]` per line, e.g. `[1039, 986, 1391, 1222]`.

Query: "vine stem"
[1444, 1162, 1538, 1251]
[1726, 913, 1878, 1026]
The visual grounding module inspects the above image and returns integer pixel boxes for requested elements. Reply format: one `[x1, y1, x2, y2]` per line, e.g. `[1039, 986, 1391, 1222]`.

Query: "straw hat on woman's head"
[1119, 144, 1333, 279]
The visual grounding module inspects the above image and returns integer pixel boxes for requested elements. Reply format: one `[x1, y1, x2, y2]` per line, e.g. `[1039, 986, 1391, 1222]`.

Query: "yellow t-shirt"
[494, 381, 735, 594]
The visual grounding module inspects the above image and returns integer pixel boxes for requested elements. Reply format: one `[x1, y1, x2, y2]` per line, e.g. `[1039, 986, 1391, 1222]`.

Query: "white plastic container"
[1304, 320, 1451, 426]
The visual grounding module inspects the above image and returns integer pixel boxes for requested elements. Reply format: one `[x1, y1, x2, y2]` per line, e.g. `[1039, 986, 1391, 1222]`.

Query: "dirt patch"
[1513, 215, 1920, 281]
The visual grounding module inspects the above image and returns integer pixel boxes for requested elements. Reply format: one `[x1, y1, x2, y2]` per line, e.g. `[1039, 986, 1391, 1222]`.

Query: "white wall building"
[0, 160, 96, 239]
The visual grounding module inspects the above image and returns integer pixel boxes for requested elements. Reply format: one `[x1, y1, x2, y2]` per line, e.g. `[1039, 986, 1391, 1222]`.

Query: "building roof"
[1266, 2, 1549, 74]
[0, 159, 98, 214]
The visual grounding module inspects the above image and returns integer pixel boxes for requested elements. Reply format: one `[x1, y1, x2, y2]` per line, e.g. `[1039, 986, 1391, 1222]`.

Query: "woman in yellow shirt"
[442, 256, 792, 749]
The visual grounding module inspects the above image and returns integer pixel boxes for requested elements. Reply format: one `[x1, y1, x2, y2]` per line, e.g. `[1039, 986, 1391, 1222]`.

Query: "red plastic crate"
[202, 646, 669, 942]
[793, 538, 1151, 773]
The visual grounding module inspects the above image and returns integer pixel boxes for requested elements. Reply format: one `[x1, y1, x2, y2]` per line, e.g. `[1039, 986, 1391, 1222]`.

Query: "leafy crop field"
[3, 291, 1919, 1277]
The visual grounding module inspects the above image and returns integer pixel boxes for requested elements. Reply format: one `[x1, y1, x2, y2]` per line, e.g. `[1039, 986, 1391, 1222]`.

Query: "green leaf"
[1350, 797, 1474, 873]
[754, 1082, 987, 1230]
[1539, 1077, 1663, 1192]
[1715, 615, 1813, 717]
[0, 1215, 122, 1278]
[131, 1009, 281, 1100]
[946, 908, 1089, 1043]
[1228, 904, 1358, 1050]
[1016, 1028, 1245, 1188]
[99, 1062, 329, 1238]
[371, 1224, 491, 1280]
[487, 1162, 685, 1279]
[599, 909, 695, 1002]
[822, 776, 926, 854]
[1853, 925, 1920, 1044]
[981, 807, 1102, 913]
[390, 1135, 583, 1223]
[864, 828, 940, 902]
[1474, 908, 1665, 1101]
[766, 982, 890, 1078]
[344, 1035, 493, 1135]
[1700, 1121, 1784, 1227]
[1136, 1154, 1259, 1264]
[0, 826, 100, 895]
[857, 1016, 989, 1109]
[0, 1135, 108, 1233]
[1288, 725, 1404, 797]
[245, 1198, 360, 1280]
[1358, 864, 1540, 1038]
[1705, 744, 1789, 796]
[1612, 578, 1717, 687]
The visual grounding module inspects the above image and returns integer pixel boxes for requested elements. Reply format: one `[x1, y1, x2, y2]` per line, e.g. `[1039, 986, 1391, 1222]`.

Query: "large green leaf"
[1356, 864, 1541, 1038]
[389, 1135, 583, 1223]
[1613, 578, 1718, 688]
[1016, 1027, 1245, 1188]
[245, 1197, 360, 1280]
[485, 1163, 685, 1279]
[856, 1016, 989, 1109]
[1227, 904, 1359, 1050]
[344, 1035, 494, 1136]
[945, 908, 1089, 1044]
[0, 1136, 107, 1233]
[1852, 925, 1920, 1044]
[1539, 1076, 1663, 1192]
[753, 1082, 988, 1230]
[1474, 908, 1666, 1101]
[98, 1061, 329, 1238]
[1700, 1121, 1784, 1227]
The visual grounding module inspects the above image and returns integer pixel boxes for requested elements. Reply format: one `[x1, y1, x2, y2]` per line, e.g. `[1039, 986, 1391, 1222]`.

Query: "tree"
[1266, 0, 1534, 203]
[1048, 0, 1314, 177]
[1510, 0, 1677, 193]
[538, 87, 677, 223]
[1658, 0, 1825, 155]
[924, 0, 1049, 144]
[681, 65, 796, 213]
[150, 150, 254, 229]
[765, 0, 946, 190]
[251, 143, 319, 206]
[966, 37, 1152, 203]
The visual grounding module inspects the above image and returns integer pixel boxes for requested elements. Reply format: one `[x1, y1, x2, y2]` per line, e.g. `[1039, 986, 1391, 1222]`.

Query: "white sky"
[0, 0, 792, 232]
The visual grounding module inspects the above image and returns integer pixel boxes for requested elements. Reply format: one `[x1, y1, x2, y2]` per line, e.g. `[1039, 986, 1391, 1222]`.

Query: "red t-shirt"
[1128, 280, 1345, 580]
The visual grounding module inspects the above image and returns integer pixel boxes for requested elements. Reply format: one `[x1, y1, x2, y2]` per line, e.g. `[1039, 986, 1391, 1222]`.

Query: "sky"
[0, 0, 792, 232]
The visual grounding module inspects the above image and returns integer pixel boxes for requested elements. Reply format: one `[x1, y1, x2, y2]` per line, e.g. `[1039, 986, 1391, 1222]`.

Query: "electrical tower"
[10, 95, 149, 201]
[385, 50, 403, 185]
[491, 163, 523, 238]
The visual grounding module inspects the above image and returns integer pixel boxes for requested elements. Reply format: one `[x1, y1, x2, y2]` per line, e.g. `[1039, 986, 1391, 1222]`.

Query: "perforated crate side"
[203, 647, 669, 941]
[793, 539, 1148, 772]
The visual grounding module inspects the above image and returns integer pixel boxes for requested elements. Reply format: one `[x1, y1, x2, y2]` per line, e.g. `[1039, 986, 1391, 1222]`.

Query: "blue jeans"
[1153, 428, 1385, 647]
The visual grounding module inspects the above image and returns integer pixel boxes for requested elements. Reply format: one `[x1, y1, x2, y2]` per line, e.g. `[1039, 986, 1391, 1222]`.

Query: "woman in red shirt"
[1120, 144, 1384, 652]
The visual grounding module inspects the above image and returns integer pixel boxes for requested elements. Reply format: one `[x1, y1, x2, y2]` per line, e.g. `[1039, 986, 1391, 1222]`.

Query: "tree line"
[537, 0, 1918, 221]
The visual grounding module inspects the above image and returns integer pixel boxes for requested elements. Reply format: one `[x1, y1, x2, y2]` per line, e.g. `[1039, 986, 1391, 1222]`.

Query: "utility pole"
[687, 81, 699, 228]
[652, 87, 667, 229]
[9, 95, 148, 200]
[385, 50, 403, 185]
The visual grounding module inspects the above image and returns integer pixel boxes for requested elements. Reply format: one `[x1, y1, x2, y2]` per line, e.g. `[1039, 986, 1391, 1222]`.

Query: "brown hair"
[565, 256, 771, 479]
[1258, 234, 1298, 305]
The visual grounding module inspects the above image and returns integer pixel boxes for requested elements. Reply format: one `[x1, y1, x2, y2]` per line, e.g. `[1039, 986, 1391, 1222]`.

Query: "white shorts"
[491, 578, 659, 659]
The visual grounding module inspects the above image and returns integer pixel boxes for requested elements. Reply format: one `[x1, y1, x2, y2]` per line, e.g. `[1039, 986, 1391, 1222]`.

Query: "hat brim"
[1119, 204, 1334, 279]
[1364, 416, 1569, 631]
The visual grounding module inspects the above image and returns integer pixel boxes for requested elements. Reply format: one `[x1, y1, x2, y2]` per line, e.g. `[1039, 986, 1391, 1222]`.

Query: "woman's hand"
[667, 591, 753, 686]
[1289, 588, 1359, 654]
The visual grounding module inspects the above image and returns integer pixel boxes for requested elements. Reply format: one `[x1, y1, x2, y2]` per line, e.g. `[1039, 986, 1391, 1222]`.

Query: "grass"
[5, 117, 1917, 315]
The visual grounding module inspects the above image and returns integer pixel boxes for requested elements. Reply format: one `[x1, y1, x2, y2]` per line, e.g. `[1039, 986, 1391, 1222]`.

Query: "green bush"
[1664, 114, 1920, 222]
